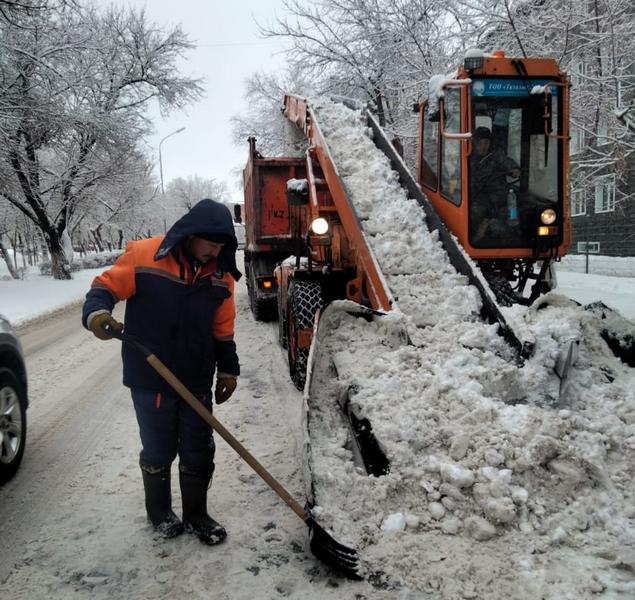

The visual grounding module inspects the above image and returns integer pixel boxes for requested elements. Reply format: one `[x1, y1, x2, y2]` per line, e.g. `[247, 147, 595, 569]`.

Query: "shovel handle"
[105, 325, 310, 524]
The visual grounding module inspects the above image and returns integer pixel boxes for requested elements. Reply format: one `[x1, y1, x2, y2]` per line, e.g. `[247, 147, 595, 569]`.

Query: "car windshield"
[468, 78, 561, 248]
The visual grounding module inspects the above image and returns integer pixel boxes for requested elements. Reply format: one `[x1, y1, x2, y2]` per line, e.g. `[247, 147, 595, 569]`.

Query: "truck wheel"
[249, 267, 276, 321]
[287, 280, 324, 391]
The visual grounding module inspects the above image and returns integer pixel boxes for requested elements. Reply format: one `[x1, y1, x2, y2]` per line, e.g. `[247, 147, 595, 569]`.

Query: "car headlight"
[310, 217, 329, 235]
[540, 209, 556, 225]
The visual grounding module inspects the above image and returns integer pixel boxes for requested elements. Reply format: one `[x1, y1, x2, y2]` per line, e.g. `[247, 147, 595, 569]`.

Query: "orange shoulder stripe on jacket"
[91, 237, 179, 300]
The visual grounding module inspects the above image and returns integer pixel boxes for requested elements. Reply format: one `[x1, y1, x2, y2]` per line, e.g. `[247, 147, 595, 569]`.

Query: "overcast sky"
[119, 0, 290, 203]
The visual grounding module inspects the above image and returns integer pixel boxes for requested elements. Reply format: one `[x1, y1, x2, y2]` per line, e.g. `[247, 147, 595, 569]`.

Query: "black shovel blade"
[307, 518, 361, 579]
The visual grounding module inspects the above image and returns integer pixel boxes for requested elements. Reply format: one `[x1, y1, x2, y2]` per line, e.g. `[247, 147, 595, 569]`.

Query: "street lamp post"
[158, 127, 185, 195]
[158, 127, 185, 232]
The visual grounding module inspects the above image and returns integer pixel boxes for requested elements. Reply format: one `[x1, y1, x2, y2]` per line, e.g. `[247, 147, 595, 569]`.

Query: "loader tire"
[287, 280, 324, 391]
[277, 287, 288, 349]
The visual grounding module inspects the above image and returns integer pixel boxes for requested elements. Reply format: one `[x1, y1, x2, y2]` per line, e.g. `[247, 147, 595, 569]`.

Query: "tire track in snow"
[0, 305, 127, 584]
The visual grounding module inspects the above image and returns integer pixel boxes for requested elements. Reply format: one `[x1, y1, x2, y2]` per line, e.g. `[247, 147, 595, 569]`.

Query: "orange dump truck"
[242, 137, 307, 321]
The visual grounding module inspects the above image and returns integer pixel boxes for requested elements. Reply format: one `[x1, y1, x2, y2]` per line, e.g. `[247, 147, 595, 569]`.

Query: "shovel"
[104, 324, 360, 578]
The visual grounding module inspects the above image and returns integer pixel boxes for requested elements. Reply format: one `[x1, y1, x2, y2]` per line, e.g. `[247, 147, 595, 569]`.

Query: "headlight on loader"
[311, 217, 329, 235]
[540, 209, 557, 225]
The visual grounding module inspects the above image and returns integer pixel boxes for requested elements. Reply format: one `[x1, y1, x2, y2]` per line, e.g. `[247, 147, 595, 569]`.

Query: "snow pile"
[302, 98, 635, 597]
[287, 178, 308, 194]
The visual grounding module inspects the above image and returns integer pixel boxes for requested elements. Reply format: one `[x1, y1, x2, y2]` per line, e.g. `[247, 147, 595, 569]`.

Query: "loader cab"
[417, 52, 571, 302]
[468, 79, 562, 250]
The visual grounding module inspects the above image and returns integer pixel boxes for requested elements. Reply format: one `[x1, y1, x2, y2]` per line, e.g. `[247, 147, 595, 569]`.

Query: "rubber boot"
[140, 463, 184, 538]
[180, 469, 227, 545]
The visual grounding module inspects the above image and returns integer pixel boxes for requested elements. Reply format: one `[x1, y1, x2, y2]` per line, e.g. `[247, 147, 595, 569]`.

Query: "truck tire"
[248, 266, 276, 321]
[287, 280, 324, 391]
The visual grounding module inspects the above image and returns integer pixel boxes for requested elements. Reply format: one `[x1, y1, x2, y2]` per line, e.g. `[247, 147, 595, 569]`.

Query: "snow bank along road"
[0, 268, 399, 600]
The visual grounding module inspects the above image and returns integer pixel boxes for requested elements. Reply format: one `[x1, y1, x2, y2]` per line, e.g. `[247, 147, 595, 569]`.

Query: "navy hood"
[154, 198, 242, 281]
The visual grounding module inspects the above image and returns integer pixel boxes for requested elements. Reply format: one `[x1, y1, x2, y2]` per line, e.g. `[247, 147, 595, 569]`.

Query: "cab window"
[440, 88, 462, 206]
[420, 104, 438, 191]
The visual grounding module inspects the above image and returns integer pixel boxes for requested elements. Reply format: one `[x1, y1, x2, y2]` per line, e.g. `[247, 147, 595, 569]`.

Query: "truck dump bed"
[243, 137, 307, 320]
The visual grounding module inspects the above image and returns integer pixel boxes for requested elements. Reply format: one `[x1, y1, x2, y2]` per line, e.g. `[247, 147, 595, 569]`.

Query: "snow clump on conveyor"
[304, 97, 635, 597]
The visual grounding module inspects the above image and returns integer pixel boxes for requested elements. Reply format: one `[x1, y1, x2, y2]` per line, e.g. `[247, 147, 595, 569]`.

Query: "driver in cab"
[470, 126, 520, 244]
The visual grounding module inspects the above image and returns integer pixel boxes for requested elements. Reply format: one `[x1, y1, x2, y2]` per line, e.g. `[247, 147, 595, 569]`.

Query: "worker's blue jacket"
[82, 199, 241, 394]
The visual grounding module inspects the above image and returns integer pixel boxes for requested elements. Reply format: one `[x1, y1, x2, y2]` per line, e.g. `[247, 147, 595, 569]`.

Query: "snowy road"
[0, 271, 389, 600]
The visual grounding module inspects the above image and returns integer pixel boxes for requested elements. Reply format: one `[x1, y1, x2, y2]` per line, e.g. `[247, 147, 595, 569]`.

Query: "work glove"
[215, 375, 237, 404]
[88, 311, 123, 340]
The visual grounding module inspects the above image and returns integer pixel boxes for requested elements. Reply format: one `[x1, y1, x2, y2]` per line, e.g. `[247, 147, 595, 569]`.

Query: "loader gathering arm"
[284, 95, 393, 313]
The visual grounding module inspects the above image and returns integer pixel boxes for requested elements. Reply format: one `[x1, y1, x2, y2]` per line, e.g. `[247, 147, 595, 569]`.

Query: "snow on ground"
[560, 254, 635, 279]
[2, 259, 633, 325]
[304, 98, 635, 597]
[0, 266, 104, 326]
[557, 270, 635, 320]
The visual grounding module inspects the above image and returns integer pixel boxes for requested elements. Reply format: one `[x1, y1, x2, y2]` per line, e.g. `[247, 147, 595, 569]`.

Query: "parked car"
[0, 314, 28, 483]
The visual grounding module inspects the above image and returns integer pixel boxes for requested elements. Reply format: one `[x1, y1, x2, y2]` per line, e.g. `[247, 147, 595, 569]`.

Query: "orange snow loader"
[416, 50, 571, 305]
[241, 52, 578, 577]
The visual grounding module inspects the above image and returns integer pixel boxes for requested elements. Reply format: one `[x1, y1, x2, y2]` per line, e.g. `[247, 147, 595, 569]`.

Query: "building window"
[570, 126, 585, 155]
[572, 61, 587, 86]
[571, 189, 586, 216]
[577, 241, 600, 254]
[594, 174, 615, 213]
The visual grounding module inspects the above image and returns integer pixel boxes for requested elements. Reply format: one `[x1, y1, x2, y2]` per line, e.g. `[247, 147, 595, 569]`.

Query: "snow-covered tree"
[164, 175, 231, 221]
[0, 1, 203, 279]
[231, 66, 310, 157]
[260, 0, 455, 128]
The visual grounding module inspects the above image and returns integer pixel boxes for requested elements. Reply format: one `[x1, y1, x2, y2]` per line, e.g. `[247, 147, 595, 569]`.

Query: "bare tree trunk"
[18, 233, 27, 269]
[0, 234, 19, 279]
[10, 230, 17, 267]
[374, 88, 386, 127]
[45, 230, 72, 280]
[40, 240, 49, 263]
[91, 225, 104, 252]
